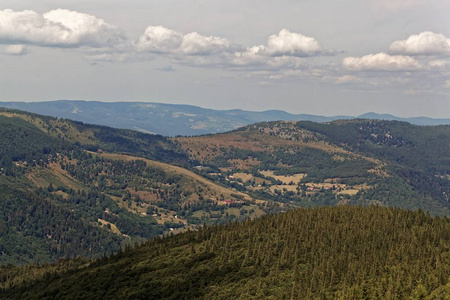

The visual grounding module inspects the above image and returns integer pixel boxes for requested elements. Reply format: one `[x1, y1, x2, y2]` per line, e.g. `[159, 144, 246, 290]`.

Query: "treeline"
[1, 205, 449, 299]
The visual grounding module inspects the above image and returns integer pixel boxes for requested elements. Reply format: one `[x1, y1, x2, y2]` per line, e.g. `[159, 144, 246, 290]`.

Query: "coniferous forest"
[1, 206, 449, 299]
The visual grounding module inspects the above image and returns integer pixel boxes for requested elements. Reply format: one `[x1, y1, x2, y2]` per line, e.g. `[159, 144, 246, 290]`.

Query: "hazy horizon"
[2, 99, 450, 119]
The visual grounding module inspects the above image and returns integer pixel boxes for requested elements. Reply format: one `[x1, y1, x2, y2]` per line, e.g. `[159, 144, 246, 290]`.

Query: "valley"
[0, 108, 449, 267]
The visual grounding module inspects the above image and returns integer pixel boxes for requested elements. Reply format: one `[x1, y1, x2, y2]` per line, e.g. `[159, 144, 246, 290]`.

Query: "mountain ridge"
[1, 100, 448, 136]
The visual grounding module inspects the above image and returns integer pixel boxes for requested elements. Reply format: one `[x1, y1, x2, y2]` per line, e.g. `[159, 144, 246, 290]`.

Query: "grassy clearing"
[96, 152, 254, 202]
[337, 189, 360, 196]
[97, 219, 122, 235]
[260, 170, 306, 184]
[26, 164, 85, 190]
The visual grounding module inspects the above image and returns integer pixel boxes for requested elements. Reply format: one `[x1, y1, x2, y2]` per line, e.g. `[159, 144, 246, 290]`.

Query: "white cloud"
[389, 31, 450, 56]
[342, 52, 422, 71]
[135, 26, 333, 71]
[180, 32, 232, 55]
[135, 26, 183, 53]
[0, 9, 126, 48]
[257, 29, 334, 57]
[4, 44, 27, 55]
[135, 26, 235, 55]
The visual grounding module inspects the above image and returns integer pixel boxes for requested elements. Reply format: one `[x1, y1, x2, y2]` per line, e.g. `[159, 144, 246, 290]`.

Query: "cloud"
[342, 52, 422, 71]
[135, 26, 236, 55]
[135, 26, 334, 71]
[4, 44, 27, 55]
[84, 53, 130, 62]
[180, 32, 232, 55]
[389, 31, 450, 56]
[335, 75, 362, 84]
[135, 26, 183, 54]
[256, 29, 334, 57]
[428, 60, 450, 70]
[0, 9, 126, 48]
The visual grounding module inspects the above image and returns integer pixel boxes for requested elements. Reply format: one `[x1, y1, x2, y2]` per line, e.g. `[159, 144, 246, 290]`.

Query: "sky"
[0, 0, 449, 117]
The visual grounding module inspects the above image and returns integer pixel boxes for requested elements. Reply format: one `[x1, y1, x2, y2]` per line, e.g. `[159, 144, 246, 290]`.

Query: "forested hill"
[1, 206, 449, 299]
[0, 108, 449, 266]
[0, 109, 270, 265]
[176, 119, 450, 216]
[295, 120, 450, 175]
[0, 108, 189, 166]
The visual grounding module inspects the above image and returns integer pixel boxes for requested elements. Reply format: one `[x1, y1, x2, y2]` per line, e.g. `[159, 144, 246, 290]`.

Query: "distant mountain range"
[1, 100, 449, 136]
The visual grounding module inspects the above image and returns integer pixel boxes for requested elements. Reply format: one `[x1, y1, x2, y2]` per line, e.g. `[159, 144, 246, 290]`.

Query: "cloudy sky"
[0, 0, 449, 117]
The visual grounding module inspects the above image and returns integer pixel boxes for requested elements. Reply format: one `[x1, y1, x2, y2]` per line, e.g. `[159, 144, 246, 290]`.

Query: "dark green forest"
[1, 206, 449, 299]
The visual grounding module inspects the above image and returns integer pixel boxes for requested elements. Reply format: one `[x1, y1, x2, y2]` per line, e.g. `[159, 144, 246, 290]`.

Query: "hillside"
[1, 206, 449, 299]
[1, 100, 449, 136]
[0, 108, 449, 266]
[175, 120, 450, 215]
[0, 110, 265, 265]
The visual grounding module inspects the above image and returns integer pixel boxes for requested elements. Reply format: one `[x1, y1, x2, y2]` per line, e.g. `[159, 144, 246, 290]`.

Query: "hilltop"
[1, 206, 449, 299]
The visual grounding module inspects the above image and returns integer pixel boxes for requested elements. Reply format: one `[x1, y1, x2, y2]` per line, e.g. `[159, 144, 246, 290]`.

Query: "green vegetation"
[1, 206, 449, 299]
[0, 115, 72, 175]
[178, 120, 450, 215]
[296, 120, 450, 214]
[0, 184, 123, 265]
[0, 108, 449, 269]
[0, 110, 263, 265]
[0, 108, 189, 166]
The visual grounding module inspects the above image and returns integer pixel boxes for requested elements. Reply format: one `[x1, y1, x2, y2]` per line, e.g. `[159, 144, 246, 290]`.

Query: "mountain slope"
[1, 100, 449, 136]
[0, 110, 263, 265]
[175, 120, 450, 215]
[1, 206, 449, 299]
[0, 108, 449, 266]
